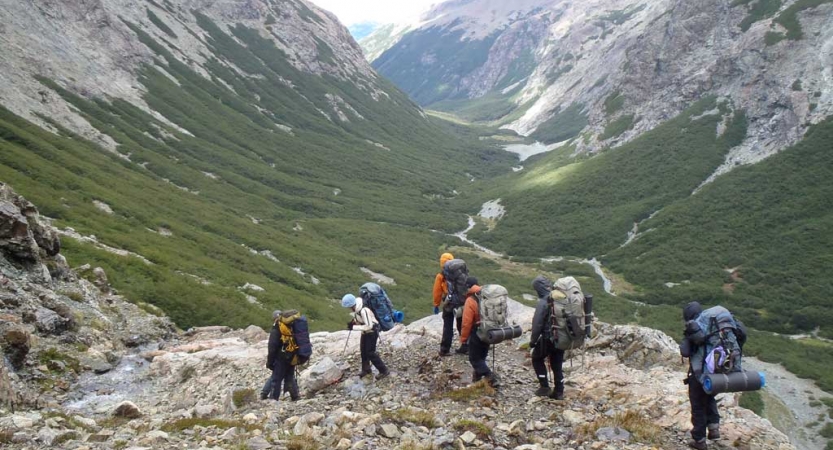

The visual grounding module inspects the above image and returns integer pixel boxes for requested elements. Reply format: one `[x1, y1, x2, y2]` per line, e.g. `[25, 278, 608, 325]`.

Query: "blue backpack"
[359, 283, 403, 332]
[685, 306, 747, 382]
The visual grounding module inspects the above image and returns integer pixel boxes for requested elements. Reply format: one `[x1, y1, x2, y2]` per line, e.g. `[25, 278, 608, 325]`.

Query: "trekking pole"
[342, 329, 352, 355]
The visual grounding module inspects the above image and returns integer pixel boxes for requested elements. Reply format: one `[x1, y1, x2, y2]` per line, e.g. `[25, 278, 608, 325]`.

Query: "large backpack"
[686, 306, 744, 381]
[442, 259, 469, 309]
[359, 282, 399, 332]
[548, 277, 588, 351]
[475, 284, 509, 343]
[279, 310, 312, 366]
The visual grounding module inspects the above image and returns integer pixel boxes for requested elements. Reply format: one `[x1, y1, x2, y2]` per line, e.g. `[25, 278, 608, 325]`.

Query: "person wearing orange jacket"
[433, 252, 463, 356]
[460, 276, 500, 387]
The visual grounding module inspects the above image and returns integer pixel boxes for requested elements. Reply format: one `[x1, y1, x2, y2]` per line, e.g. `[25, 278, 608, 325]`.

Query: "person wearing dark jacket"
[680, 301, 720, 450]
[529, 275, 566, 399]
[460, 277, 500, 387]
[265, 310, 299, 401]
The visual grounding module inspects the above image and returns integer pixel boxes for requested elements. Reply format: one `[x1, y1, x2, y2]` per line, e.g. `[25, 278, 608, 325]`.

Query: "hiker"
[342, 293, 390, 380]
[265, 310, 301, 401]
[459, 276, 500, 387]
[260, 309, 300, 400]
[434, 252, 465, 356]
[680, 302, 720, 450]
[529, 275, 565, 399]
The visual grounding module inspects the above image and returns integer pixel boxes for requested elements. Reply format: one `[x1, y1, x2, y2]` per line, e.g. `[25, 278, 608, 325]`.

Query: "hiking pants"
[688, 374, 720, 441]
[269, 359, 296, 400]
[532, 340, 564, 394]
[441, 310, 455, 352]
[468, 332, 492, 380]
[360, 330, 388, 374]
[262, 375, 298, 400]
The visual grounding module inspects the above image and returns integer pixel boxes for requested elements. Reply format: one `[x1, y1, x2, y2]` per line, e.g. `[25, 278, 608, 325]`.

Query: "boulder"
[242, 325, 267, 343]
[112, 401, 142, 419]
[595, 426, 630, 442]
[246, 436, 272, 450]
[299, 357, 343, 393]
[34, 307, 71, 335]
[0, 184, 59, 261]
[92, 267, 110, 293]
[587, 323, 681, 369]
[2, 325, 31, 369]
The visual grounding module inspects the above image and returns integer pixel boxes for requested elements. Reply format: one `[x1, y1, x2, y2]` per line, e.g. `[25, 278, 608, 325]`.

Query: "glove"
[347, 321, 354, 330]
[433, 306, 440, 315]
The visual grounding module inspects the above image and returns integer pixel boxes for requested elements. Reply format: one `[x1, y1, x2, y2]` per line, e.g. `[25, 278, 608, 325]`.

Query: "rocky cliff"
[0, 0, 388, 148]
[0, 186, 792, 449]
[365, 0, 833, 178]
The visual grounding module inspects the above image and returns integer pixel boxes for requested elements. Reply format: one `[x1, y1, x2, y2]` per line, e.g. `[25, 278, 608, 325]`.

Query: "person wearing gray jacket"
[529, 275, 565, 399]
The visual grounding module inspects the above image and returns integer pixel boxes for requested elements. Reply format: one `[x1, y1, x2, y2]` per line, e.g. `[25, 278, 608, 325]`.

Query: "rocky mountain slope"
[365, 0, 833, 176]
[0, 0, 517, 331]
[0, 186, 792, 449]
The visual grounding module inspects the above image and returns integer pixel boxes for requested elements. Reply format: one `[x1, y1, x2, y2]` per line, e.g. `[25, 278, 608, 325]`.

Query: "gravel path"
[744, 357, 833, 450]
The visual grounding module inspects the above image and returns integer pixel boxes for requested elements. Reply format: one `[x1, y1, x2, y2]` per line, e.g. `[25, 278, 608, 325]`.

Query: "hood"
[354, 296, 364, 311]
[532, 275, 552, 298]
[683, 302, 703, 321]
[440, 252, 454, 268]
[466, 285, 482, 296]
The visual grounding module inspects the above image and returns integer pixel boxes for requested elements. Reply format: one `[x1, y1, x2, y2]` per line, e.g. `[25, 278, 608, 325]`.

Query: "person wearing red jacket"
[433, 252, 463, 356]
[460, 276, 500, 387]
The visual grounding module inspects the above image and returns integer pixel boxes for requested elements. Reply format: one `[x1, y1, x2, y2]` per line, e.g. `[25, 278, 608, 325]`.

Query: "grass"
[38, 348, 81, 374]
[739, 391, 765, 415]
[441, 379, 496, 402]
[161, 418, 260, 433]
[604, 91, 625, 116]
[454, 419, 492, 439]
[287, 436, 320, 450]
[382, 408, 439, 428]
[773, 0, 833, 40]
[765, 31, 786, 45]
[600, 114, 635, 140]
[530, 103, 588, 144]
[737, 0, 782, 32]
[576, 410, 662, 444]
[0, 429, 12, 444]
[232, 388, 257, 409]
[821, 422, 833, 438]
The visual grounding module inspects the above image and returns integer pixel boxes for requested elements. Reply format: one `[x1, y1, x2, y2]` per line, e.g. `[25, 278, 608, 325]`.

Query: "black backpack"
[280, 311, 312, 366]
[442, 258, 469, 309]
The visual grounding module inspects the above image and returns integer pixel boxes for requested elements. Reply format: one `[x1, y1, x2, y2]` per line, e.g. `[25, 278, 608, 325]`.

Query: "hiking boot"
[487, 373, 501, 388]
[548, 390, 564, 400]
[375, 371, 390, 381]
[707, 424, 720, 440]
[534, 385, 551, 397]
[358, 362, 372, 378]
[455, 344, 469, 355]
[688, 438, 708, 450]
[438, 349, 451, 357]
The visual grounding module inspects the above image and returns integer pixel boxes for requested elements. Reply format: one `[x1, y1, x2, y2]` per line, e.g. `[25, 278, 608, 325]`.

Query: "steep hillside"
[0, 0, 517, 331]
[365, 0, 833, 175]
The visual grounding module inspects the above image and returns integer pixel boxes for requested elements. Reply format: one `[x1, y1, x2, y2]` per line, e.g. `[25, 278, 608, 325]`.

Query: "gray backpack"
[548, 277, 587, 350]
[476, 284, 509, 342]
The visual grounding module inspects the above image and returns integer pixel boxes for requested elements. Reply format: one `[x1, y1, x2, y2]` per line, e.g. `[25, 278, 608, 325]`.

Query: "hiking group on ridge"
[261, 252, 764, 450]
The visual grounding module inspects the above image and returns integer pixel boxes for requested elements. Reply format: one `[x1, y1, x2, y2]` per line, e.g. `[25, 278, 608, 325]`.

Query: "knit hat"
[465, 276, 479, 289]
[341, 294, 357, 308]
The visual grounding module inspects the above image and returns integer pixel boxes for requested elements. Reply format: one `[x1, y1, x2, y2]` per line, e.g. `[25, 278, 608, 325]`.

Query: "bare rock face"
[0, 183, 60, 264]
[367, 0, 833, 178]
[2, 325, 31, 370]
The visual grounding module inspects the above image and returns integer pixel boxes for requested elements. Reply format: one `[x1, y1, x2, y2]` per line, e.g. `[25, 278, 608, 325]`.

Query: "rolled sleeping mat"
[702, 370, 766, 395]
[583, 294, 594, 337]
[393, 310, 405, 323]
[485, 325, 523, 345]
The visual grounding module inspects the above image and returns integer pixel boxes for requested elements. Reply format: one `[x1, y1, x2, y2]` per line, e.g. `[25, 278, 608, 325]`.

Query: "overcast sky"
[307, 0, 441, 26]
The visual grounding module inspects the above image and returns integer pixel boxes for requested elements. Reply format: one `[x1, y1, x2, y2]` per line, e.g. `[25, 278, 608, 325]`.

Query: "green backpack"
[547, 277, 587, 351]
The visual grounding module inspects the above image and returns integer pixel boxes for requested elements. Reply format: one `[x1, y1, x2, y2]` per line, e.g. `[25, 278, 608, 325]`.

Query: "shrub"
[382, 408, 439, 428]
[576, 410, 661, 444]
[454, 419, 492, 439]
[739, 391, 765, 415]
[232, 388, 257, 409]
[441, 380, 496, 402]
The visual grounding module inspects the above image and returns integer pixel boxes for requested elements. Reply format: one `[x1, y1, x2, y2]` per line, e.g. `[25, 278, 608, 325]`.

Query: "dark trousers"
[360, 331, 388, 374]
[468, 332, 492, 380]
[440, 310, 464, 351]
[532, 340, 564, 394]
[689, 374, 720, 440]
[269, 360, 297, 400]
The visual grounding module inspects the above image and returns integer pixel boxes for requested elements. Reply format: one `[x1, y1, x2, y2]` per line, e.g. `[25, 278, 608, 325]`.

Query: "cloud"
[307, 0, 440, 26]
